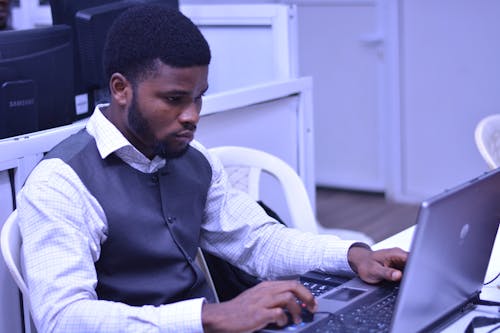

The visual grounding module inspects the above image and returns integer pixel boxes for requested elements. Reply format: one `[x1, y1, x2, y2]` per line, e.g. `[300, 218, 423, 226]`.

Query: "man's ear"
[109, 73, 131, 107]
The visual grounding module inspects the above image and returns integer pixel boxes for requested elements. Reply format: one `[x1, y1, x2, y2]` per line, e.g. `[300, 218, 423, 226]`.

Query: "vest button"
[151, 174, 159, 183]
[167, 216, 175, 224]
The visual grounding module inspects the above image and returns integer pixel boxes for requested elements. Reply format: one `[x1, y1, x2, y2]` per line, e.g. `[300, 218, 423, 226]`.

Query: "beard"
[127, 94, 189, 159]
[152, 140, 188, 159]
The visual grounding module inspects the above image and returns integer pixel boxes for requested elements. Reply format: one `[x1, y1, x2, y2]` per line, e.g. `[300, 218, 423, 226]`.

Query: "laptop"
[261, 167, 500, 333]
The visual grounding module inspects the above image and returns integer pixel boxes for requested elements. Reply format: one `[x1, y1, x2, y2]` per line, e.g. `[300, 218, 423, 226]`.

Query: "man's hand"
[348, 245, 408, 284]
[202, 280, 317, 333]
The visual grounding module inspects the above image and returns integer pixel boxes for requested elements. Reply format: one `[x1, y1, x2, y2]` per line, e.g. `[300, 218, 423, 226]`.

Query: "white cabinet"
[197, 78, 315, 222]
[296, 2, 385, 192]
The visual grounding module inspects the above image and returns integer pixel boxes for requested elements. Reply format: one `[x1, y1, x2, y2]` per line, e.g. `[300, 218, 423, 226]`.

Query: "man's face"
[123, 63, 209, 159]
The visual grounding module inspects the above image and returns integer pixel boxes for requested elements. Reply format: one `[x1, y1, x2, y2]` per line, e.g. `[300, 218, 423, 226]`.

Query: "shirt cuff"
[159, 298, 205, 333]
[321, 239, 369, 276]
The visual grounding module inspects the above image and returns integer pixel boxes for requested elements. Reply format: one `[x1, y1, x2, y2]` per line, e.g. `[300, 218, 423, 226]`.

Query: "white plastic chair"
[0, 122, 88, 333]
[474, 114, 500, 169]
[0, 210, 33, 332]
[1, 210, 27, 296]
[208, 146, 374, 244]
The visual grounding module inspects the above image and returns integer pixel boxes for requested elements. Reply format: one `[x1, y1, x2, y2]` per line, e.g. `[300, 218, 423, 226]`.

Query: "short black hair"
[103, 4, 211, 85]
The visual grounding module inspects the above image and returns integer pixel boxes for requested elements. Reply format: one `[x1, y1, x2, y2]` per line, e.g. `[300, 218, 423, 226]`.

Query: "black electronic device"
[0, 25, 75, 139]
[49, 0, 179, 118]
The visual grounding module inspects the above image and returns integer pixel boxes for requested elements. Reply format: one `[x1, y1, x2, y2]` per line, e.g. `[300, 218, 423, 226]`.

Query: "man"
[17, 4, 407, 333]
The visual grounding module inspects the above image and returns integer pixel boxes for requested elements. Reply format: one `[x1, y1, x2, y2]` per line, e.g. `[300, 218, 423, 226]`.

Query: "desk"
[373, 225, 500, 332]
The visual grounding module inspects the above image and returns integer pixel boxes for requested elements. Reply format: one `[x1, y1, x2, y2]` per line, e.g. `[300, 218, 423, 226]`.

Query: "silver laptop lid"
[390, 168, 500, 332]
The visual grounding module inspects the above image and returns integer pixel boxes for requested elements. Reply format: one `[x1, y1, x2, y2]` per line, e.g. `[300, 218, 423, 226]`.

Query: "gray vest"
[44, 129, 215, 306]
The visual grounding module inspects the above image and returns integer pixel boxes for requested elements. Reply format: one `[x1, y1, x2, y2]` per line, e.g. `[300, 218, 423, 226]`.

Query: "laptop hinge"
[420, 292, 480, 333]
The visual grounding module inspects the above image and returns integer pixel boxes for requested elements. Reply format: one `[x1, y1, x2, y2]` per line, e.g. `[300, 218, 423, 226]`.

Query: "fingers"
[388, 269, 402, 281]
[378, 248, 407, 282]
[369, 264, 403, 283]
[254, 280, 317, 310]
[377, 247, 409, 263]
[267, 307, 290, 327]
[202, 280, 316, 333]
[254, 280, 317, 325]
[350, 246, 409, 284]
[376, 247, 409, 273]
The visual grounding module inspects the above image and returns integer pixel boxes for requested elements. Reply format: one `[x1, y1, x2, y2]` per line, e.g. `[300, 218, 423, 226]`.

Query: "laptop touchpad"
[325, 287, 365, 301]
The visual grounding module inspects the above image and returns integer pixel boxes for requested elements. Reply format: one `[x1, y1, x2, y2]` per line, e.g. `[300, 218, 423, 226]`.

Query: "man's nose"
[179, 102, 200, 124]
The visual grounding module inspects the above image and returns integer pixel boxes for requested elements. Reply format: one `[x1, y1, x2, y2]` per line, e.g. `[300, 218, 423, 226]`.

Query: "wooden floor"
[315, 187, 420, 243]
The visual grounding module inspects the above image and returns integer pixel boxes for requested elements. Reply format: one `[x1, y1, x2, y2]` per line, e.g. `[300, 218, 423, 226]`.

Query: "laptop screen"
[391, 168, 500, 332]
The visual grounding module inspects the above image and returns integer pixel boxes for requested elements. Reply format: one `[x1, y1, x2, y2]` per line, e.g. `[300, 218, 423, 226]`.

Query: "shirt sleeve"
[17, 158, 205, 333]
[191, 141, 358, 279]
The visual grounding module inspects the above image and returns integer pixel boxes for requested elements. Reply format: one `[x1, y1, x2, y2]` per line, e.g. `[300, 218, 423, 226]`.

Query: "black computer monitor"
[49, 0, 179, 118]
[0, 25, 75, 139]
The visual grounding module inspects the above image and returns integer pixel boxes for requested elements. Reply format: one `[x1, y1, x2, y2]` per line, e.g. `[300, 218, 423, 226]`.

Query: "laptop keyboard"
[301, 279, 336, 297]
[304, 284, 400, 333]
[299, 271, 351, 296]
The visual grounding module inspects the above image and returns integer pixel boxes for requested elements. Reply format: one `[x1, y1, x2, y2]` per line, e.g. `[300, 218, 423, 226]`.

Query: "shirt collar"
[86, 104, 166, 173]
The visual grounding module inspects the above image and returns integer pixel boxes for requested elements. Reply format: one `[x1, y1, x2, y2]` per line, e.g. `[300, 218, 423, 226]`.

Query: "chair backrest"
[0, 210, 28, 297]
[208, 146, 319, 234]
[474, 114, 500, 169]
[0, 122, 86, 333]
[0, 120, 87, 211]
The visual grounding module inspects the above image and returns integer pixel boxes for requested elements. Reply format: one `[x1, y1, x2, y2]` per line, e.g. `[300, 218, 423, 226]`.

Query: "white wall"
[180, 4, 298, 94]
[291, 0, 500, 202]
[398, 0, 500, 200]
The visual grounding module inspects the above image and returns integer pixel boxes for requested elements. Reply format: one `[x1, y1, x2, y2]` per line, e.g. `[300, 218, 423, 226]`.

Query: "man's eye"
[166, 96, 182, 103]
